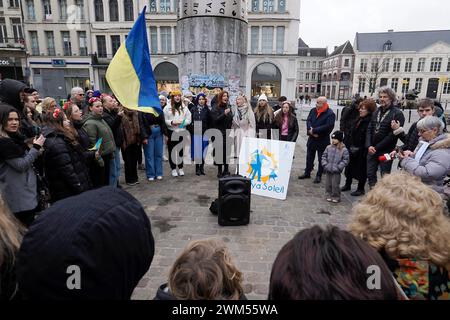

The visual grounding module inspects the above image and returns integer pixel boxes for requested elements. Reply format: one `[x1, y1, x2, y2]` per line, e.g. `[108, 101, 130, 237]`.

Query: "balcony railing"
[0, 37, 25, 49]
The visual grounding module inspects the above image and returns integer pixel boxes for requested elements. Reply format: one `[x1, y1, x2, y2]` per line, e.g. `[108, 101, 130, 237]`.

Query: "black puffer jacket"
[0, 79, 27, 113]
[396, 121, 419, 152]
[340, 104, 360, 146]
[366, 104, 405, 154]
[211, 105, 233, 136]
[42, 126, 91, 202]
[103, 108, 124, 148]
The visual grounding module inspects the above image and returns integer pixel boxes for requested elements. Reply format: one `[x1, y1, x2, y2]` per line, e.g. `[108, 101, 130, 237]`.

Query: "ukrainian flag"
[106, 6, 160, 115]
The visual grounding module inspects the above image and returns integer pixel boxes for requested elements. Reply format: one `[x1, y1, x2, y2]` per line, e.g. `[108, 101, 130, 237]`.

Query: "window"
[312, 73, 316, 81]
[305, 73, 310, 81]
[26, 0, 35, 20]
[299, 61, 304, 69]
[78, 31, 87, 56]
[393, 58, 401, 72]
[443, 81, 450, 95]
[382, 58, 390, 72]
[95, 0, 104, 21]
[160, 0, 170, 13]
[391, 78, 398, 92]
[358, 78, 366, 93]
[415, 78, 423, 92]
[30, 31, 39, 55]
[43, 0, 52, 19]
[276, 26, 284, 54]
[319, 61, 322, 69]
[404, 58, 412, 72]
[278, 0, 286, 12]
[430, 57, 442, 72]
[59, 0, 68, 20]
[109, 0, 119, 21]
[96, 35, 107, 57]
[160, 26, 172, 54]
[250, 26, 259, 54]
[447, 58, 450, 72]
[61, 31, 72, 55]
[45, 31, 55, 55]
[306, 61, 310, 69]
[312, 61, 317, 69]
[111, 35, 121, 55]
[417, 58, 425, 72]
[9, 0, 19, 7]
[124, 0, 134, 20]
[371, 58, 379, 72]
[298, 72, 304, 81]
[10, 18, 22, 42]
[359, 59, 367, 72]
[380, 78, 388, 87]
[149, 0, 156, 12]
[383, 40, 392, 51]
[344, 59, 349, 67]
[261, 26, 273, 54]
[263, 0, 274, 12]
[401, 78, 410, 94]
[252, 0, 259, 12]
[0, 18, 6, 44]
[150, 26, 157, 54]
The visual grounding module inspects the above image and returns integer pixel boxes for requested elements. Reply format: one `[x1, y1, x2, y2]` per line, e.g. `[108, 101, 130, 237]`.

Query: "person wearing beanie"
[254, 93, 274, 139]
[92, 90, 102, 98]
[16, 187, 155, 300]
[321, 130, 349, 203]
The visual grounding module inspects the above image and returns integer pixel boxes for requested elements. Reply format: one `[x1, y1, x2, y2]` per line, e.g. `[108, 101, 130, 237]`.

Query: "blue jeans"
[109, 147, 121, 187]
[191, 135, 209, 164]
[144, 126, 163, 178]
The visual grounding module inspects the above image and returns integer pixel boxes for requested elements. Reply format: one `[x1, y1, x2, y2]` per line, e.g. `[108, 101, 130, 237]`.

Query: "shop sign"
[52, 59, 66, 67]
[0, 59, 11, 66]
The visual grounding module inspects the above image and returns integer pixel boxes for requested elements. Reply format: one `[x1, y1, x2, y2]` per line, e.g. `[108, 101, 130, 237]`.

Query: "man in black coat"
[366, 86, 405, 188]
[299, 96, 336, 183]
[0, 79, 28, 113]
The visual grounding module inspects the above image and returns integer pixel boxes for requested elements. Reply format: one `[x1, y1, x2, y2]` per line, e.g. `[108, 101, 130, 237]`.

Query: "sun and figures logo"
[246, 148, 278, 184]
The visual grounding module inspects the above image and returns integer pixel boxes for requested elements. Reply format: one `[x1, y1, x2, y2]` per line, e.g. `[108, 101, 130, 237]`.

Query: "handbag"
[35, 169, 51, 211]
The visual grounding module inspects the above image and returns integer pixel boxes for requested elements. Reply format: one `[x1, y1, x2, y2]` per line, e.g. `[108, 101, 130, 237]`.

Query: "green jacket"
[82, 113, 115, 157]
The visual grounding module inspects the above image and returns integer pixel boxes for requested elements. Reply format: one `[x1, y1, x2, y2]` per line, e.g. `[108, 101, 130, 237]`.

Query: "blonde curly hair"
[169, 238, 244, 300]
[350, 172, 450, 267]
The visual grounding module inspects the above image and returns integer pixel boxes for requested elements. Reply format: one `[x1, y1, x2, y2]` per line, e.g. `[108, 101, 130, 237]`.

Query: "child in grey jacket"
[321, 131, 349, 203]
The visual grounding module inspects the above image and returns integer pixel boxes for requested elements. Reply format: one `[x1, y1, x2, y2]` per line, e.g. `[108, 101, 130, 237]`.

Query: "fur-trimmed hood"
[430, 134, 450, 150]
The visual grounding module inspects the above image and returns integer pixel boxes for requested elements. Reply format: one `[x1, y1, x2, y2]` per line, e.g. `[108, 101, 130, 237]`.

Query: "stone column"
[177, 0, 248, 94]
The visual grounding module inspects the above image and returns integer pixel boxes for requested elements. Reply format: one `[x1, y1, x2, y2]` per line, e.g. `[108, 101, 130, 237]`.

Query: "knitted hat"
[258, 94, 268, 102]
[92, 90, 102, 98]
[331, 131, 344, 142]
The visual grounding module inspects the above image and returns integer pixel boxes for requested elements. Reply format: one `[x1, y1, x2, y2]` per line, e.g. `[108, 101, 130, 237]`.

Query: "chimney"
[388, 29, 394, 32]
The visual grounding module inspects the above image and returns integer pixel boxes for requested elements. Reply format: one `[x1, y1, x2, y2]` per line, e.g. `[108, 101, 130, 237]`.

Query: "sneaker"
[326, 198, 332, 202]
[126, 181, 140, 186]
[332, 199, 340, 203]
[148, 177, 155, 181]
[171, 170, 178, 177]
[156, 176, 163, 180]
[163, 155, 169, 161]
[178, 169, 185, 176]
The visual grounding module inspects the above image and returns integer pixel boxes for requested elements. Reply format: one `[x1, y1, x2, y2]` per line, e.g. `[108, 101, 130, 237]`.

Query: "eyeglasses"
[78, 93, 85, 96]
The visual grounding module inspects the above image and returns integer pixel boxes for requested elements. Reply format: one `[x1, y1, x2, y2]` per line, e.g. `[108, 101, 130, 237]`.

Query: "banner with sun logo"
[238, 137, 296, 200]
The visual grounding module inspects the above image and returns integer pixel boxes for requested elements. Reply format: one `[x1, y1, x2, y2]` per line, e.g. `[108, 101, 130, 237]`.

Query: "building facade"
[22, 0, 93, 100]
[0, 0, 26, 81]
[296, 38, 326, 99]
[353, 30, 450, 102]
[321, 41, 354, 101]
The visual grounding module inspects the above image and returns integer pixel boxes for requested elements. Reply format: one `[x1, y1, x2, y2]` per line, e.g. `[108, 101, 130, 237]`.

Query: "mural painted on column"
[177, 0, 248, 102]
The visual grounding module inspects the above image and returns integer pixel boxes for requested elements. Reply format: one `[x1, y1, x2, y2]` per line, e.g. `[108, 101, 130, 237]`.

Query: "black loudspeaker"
[218, 175, 251, 226]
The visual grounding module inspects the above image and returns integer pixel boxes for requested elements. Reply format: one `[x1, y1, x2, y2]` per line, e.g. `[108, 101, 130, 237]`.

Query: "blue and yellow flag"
[106, 6, 160, 115]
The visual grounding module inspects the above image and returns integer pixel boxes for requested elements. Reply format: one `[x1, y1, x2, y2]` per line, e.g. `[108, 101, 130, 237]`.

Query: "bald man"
[299, 96, 336, 183]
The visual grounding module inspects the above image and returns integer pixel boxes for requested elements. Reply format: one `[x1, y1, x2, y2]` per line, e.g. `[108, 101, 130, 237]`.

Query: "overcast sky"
[299, 0, 450, 52]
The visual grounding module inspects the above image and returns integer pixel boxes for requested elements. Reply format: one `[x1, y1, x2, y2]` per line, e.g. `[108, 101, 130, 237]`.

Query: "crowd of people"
[0, 77, 449, 300]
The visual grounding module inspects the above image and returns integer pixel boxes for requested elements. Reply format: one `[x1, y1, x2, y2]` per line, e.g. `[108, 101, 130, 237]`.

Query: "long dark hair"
[268, 225, 399, 300]
[44, 108, 79, 146]
[274, 102, 295, 128]
[217, 91, 229, 109]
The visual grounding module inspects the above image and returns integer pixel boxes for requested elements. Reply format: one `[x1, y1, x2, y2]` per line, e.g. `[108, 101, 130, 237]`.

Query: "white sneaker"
[163, 155, 169, 161]
[171, 169, 178, 177]
[156, 176, 163, 180]
[178, 169, 185, 176]
[148, 177, 155, 181]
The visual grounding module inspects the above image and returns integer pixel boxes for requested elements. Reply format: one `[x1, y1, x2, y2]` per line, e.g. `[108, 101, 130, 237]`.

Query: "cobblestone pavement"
[129, 108, 419, 300]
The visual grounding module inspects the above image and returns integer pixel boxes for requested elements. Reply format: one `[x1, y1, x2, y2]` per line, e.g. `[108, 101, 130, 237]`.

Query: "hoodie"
[17, 186, 155, 300]
[0, 79, 28, 113]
